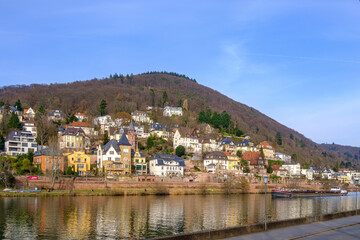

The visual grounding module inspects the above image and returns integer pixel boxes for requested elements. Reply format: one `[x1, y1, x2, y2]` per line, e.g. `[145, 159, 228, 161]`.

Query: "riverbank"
[149, 210, 360, 240]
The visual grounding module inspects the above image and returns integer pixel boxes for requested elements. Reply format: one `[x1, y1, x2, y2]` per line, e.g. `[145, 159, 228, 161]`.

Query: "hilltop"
[0, 72, 356, 168]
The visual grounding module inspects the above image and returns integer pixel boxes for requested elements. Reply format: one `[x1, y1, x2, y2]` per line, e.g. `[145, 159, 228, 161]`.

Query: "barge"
[271, 187, 348, 198]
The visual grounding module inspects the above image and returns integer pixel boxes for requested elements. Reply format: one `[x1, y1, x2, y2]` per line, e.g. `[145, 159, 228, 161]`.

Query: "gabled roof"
[119, 133, 131, 146]
[102, 139, 121, 154]
[257, 141, 273, 150]
[177, 127, 199, 139]
[129, 121, 135, 131]
[63, 127, 85, 136]
[23, 108, 35, 115]
[242, 152, 263, 165]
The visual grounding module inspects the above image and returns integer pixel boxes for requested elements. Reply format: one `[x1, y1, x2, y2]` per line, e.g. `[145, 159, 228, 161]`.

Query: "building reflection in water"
[0, 193, 357, 239]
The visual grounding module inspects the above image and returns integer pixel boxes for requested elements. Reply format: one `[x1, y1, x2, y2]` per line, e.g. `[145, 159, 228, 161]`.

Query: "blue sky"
[1, 0, 360, 146]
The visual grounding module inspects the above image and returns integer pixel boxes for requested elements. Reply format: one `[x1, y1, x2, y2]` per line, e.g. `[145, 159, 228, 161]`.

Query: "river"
[0, 193, 358, 239]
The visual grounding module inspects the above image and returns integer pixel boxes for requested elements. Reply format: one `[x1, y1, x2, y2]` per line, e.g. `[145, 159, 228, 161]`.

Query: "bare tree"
[36, 116, 57, 149]
[47, 137, 63, 190]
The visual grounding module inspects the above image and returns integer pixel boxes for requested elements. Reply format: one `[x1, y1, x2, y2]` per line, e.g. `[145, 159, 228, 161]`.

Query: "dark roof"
[102, 139, 121, 154]
[34, 149, 63, 156]
[238, 139, 252, 147]
[63, 127, 85, 136]
[0, 106, 23, 115]
[204, 151, 227, 160]
[132, 151, 146, 158]
[58, 125, 65, 132]
[48, 110, 66, 117]
[119, 133, 131, 146]
[6, 130, 35, 141]
[150, 153, 185, 166]
[219, 138, 235, 145]
[150, 122, 167, 131]
[129, 121, 135, 131]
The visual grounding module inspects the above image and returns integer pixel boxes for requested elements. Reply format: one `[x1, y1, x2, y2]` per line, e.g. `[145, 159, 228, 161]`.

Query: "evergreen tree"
[221, 111, 231, 129]
[276, 132, 282, 145]
[162, 91, 168, 107]
[14, 99, 23, 111]
[35, 104, 46, 121]
[0, 135, 4, 151]
[175, 145, 185, 157]
[211, 111, 222, 129]
[103, 131, 109, 145]
[0, 101, 4, 107]
[7, 112, 22, 130]
[198, 110, 206, 123]
[99, 99, 107, 116]
[333, 161, 339, 172]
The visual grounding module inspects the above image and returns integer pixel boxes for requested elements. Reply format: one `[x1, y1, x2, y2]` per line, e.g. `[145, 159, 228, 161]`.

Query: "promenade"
[225, 215, 360, 240]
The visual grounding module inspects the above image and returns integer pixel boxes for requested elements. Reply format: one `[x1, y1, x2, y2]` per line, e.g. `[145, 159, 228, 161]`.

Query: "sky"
[1, 0, 360, 146]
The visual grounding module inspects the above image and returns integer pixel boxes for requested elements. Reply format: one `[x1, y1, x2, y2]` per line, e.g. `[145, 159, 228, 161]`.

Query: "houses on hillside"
[163, 106, 183, 117]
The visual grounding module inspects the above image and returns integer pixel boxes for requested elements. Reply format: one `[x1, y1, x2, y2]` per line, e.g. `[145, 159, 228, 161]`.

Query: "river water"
[0, 193, 358, 239]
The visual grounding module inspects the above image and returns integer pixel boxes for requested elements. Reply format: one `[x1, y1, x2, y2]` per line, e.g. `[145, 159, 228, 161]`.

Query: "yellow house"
[132, 150, 147, 175]
[257, 141, 275, 160]
[150, 130, 170, 140]
[224, 152, 241, 171]
[65, 151, 91, 176]
[338, 175, 351, 184]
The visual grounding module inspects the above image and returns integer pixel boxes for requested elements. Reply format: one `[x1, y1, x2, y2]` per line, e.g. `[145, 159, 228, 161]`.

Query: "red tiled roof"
[257, 141, 273, 150]
[272, 165, 281, 170]
[68, 122, 93, 128]
[242, 151, 262, 165]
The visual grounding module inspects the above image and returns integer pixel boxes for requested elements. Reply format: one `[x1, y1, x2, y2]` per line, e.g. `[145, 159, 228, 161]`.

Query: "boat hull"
[271, 190, 347, 198]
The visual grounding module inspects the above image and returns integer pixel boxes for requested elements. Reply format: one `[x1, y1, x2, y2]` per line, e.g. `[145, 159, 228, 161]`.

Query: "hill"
[0, 72, 355, 169]
[320, 143, 360, 168]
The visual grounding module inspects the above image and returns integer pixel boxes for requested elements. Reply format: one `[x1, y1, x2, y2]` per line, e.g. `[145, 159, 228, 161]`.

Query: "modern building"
[275, 152, 292, 163]
[282, 163, 301, 177]
[149, 153, 185, 177]
[5, 130, 37, 156]
[22, 120, 37, 138]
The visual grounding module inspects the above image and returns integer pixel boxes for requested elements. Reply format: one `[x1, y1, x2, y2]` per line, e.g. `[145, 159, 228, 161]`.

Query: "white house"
[173, 128, 202, 154]
[282, 163, 301, 177]
[275, 152, 292, 163]
[5, 130, 37, 156]
[200, 137, 219, 153]
[131, 111, 152, 124]
[22, 120, 37, 138]
[23, 107, 36, 119]
[203, 151, 228, 173]
[149, 153, 185, 177]
[163, 106, 183, 117]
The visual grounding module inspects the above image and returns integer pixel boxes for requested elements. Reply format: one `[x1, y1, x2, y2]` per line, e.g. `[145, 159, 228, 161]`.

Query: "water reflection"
[0, 193, 358, 239]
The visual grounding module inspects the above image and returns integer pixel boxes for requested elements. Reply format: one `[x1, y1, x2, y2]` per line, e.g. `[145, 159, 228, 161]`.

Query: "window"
[108, 157, 112, 161]
[78, 164, 84, 169]
[123, 149, 129, 154]
[110, 151, 114, 155]
[22, 143, 28, 147]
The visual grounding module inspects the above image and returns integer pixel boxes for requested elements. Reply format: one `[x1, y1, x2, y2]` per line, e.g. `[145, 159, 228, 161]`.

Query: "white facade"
[97, 144, 121, 168]
[163, 106, 183, 117]
[5, 130, 37, 156]
[282, 163, 301, 177]
[275, 152, 292, 163]
[204, 159, 227, 173]
[173, 129, 202, 154]
[131, 111, 152, 123]
[149, 153, 185, 177]
[22, 121, 37, 138]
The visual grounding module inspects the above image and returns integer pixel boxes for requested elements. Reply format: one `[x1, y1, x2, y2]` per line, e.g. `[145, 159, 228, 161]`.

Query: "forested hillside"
[0, 72, 356, 168]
